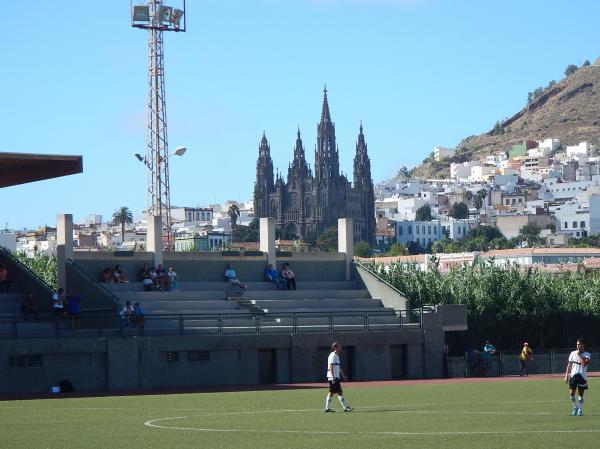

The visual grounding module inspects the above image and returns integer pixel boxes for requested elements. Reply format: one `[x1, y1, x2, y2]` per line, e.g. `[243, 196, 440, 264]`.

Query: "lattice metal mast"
[131, 0, 185, 249]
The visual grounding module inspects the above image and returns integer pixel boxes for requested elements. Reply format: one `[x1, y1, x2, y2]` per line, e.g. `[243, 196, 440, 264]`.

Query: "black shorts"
[53, 308, 64, 316]
[569, 373, 588, 391]
[328, 378, 342, 394]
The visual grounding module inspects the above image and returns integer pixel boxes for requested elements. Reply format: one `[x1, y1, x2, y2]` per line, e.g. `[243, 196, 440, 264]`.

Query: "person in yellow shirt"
[519, 342, 533, 376]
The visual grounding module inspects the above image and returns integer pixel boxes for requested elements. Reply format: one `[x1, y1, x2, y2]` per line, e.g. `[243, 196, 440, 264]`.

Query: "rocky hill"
[411, 59, 600, 179]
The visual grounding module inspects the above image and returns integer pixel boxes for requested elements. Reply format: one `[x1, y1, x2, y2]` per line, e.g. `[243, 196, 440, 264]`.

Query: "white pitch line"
[144, 417, 600, 436]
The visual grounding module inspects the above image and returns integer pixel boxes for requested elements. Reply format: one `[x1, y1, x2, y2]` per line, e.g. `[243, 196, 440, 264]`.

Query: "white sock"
[571, 395, 577, 408]
[325, 395, 332, 410]
[578, 396, 584, 410]
[338, 395, 348, 409]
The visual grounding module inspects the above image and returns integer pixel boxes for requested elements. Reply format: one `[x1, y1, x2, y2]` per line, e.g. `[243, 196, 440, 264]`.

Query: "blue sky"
[3, 0, 600, 229]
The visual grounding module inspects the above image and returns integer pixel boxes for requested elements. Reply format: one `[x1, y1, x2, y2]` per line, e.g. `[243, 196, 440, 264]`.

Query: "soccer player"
[323, 341, 353, 413]
[565, 338, 591, 416]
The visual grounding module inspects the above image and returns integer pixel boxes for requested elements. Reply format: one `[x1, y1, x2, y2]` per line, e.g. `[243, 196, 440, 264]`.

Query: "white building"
[451, 162, 476, 180]
[566, 141, 595, 158]
[171, 207, 213, 226]
[433, 146, 456, 161]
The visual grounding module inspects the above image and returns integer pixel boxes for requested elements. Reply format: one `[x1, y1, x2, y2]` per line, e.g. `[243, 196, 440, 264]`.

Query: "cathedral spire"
[320, 85, 332, 124]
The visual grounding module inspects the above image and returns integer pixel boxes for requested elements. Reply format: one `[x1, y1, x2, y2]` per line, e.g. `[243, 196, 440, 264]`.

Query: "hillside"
[412, 59, 600, 179]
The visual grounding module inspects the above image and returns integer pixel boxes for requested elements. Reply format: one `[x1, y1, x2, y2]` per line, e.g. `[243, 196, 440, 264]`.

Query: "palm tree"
[228, 204, 240, 229]
[112, 206, 134, 244]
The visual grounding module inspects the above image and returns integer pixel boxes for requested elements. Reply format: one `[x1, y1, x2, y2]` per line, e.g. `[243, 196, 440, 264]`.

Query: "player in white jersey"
[564, 338, 591, 416]
[323, 341, 353, 412]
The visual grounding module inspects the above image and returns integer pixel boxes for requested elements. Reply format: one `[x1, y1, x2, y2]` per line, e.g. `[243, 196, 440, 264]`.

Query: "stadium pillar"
[260, 217, 276, 267]
[147, 215, 163, 267]
[56, 213, 74, 291]
[338, 218, 353, 281]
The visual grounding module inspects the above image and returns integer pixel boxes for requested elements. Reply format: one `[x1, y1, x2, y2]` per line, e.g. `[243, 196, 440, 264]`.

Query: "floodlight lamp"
[158, 6, 173, 23]
[171, 8, 184, 26]
[173, 146, 187, 157]
[134, 153, 144, 162]
[132, 5, 150, 22]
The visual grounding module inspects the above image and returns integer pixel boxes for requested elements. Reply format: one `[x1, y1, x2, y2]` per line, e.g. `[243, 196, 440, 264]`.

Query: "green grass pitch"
[0, 377, 596, 449]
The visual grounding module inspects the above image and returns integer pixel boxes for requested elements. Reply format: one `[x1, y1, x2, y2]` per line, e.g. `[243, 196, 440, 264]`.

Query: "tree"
[474, 189, 488, 210]
[228, 204, 240, 229]
[232, 218, 259, 242]
[112, 206, 133, 243]
[354, 241, 373, 258]
[386, 242, 407, 256]
[518, 223, 541, 247]
[406, 241, 425, 255]
[582, 60, 591, 67]
[449, 202, 469, 219]
[311, 226, 337, 252]
[15, 251, 57, 289]
[397, 166, 411, 178]
[415, 204, 432, 221]
[565, 64, 578, 77]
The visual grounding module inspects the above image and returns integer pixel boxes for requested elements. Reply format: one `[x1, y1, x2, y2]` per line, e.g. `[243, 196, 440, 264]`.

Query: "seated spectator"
[21, 293, 39, 322]
[168, 266, 178, 291]
[119, 301, 135, 329]
[149, 267, 159, 290]
[224, 263, 246, 289]
[139, 263, 154, 291]
[281, 263, 296, 290]
[264, 264, 285, 290]
[66, 289, 82, 330]
[100, 267, 113, 283]
[133, 302, 145, 328]
[112, 264, 128, 283]
[155, 264, 169, 291]
[0, 264, 10, 292]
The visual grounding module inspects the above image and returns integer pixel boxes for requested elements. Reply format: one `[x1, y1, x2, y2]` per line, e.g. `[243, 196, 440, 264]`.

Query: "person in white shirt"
[565, 338, 591, 416]
[323, 341, 353, 412]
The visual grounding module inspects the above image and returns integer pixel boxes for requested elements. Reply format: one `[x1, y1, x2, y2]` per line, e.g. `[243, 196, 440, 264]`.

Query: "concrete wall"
[72, 252, 347, 283]
[0, 327, 436, 394]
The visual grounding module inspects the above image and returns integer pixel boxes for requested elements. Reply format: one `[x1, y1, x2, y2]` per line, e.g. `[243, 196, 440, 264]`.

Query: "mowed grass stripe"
[0, 378, 596, 449]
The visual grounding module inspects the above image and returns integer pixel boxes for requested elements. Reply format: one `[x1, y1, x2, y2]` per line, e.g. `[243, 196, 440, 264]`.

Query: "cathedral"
[253, 88, 375, 243]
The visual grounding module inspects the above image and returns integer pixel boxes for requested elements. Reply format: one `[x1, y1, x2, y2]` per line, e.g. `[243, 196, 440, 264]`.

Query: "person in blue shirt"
[264, 264, 285, 290]
[66, 289, 82, 330]
[481, 340, 496, 376]
[224, 263, 246, 289]
[133, 302, 145, 329]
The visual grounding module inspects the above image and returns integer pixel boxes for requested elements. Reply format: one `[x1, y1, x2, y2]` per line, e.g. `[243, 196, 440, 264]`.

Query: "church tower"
[314, 86, 340, 185]
[353, 123, 375, 243]
[253, 132, 274, 218]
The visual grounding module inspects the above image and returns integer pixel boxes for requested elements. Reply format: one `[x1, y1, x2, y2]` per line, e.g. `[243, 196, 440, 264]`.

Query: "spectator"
[100, 267, 113, 283]
[224, 263, 246, 289]
[21, 293, 39, 322]
[133, 302, 145, 329]
[264, 264, 285, 290]
[156, 264, 169, 291]
[149, 267, 159, 290]
[112, 264, 128, 283]
[281, 264, 296, 290]
[66, 289, 83, 330]
[52, 288, 65, 329]
[168, 266, 178, 291]
[481, 339, 496, 376]
[139, 263, 154, 291]
[0, 264, 10, 292]
[119, 301, 135, 329]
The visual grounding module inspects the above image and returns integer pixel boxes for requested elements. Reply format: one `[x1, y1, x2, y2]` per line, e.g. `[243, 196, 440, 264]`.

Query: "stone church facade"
[253, 88, 375, 243]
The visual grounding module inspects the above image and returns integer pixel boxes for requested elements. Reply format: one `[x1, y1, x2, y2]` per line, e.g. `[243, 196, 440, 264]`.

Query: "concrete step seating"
[103, 281, 361, 292]
[250, 298, 383, 312]
[0, 293, 24, 314]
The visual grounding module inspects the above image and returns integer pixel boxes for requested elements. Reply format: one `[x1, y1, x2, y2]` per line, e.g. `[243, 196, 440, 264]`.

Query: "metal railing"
[0, 308, 422, 339]
[66, 259, 121, 309]
[0, 245, 54, 292]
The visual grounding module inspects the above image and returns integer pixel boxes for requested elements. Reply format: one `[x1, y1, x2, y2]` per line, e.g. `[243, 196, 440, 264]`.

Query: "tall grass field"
[1, 377, 596, 449]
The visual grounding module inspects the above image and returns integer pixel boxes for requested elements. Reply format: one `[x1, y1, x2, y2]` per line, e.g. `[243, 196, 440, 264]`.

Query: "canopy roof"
[0, 152, 83, 188]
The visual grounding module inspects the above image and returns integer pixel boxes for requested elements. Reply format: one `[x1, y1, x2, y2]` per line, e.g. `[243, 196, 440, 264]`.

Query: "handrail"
[66, 259, 121, 309]
[0, 245, 54, 292]
[0, 308, 421, 339]
[353, 259, 408, 298]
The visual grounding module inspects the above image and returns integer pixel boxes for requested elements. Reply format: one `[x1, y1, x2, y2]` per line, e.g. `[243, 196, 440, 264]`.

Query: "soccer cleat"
[577, 409, 583, 416]
[323, 408, 335, 413]
[344, 407, 353, 412]
[571, 407, 578, 416]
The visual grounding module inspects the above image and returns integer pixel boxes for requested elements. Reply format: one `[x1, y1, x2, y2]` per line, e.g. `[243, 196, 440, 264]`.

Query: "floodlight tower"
[131, 0, 186, 250]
